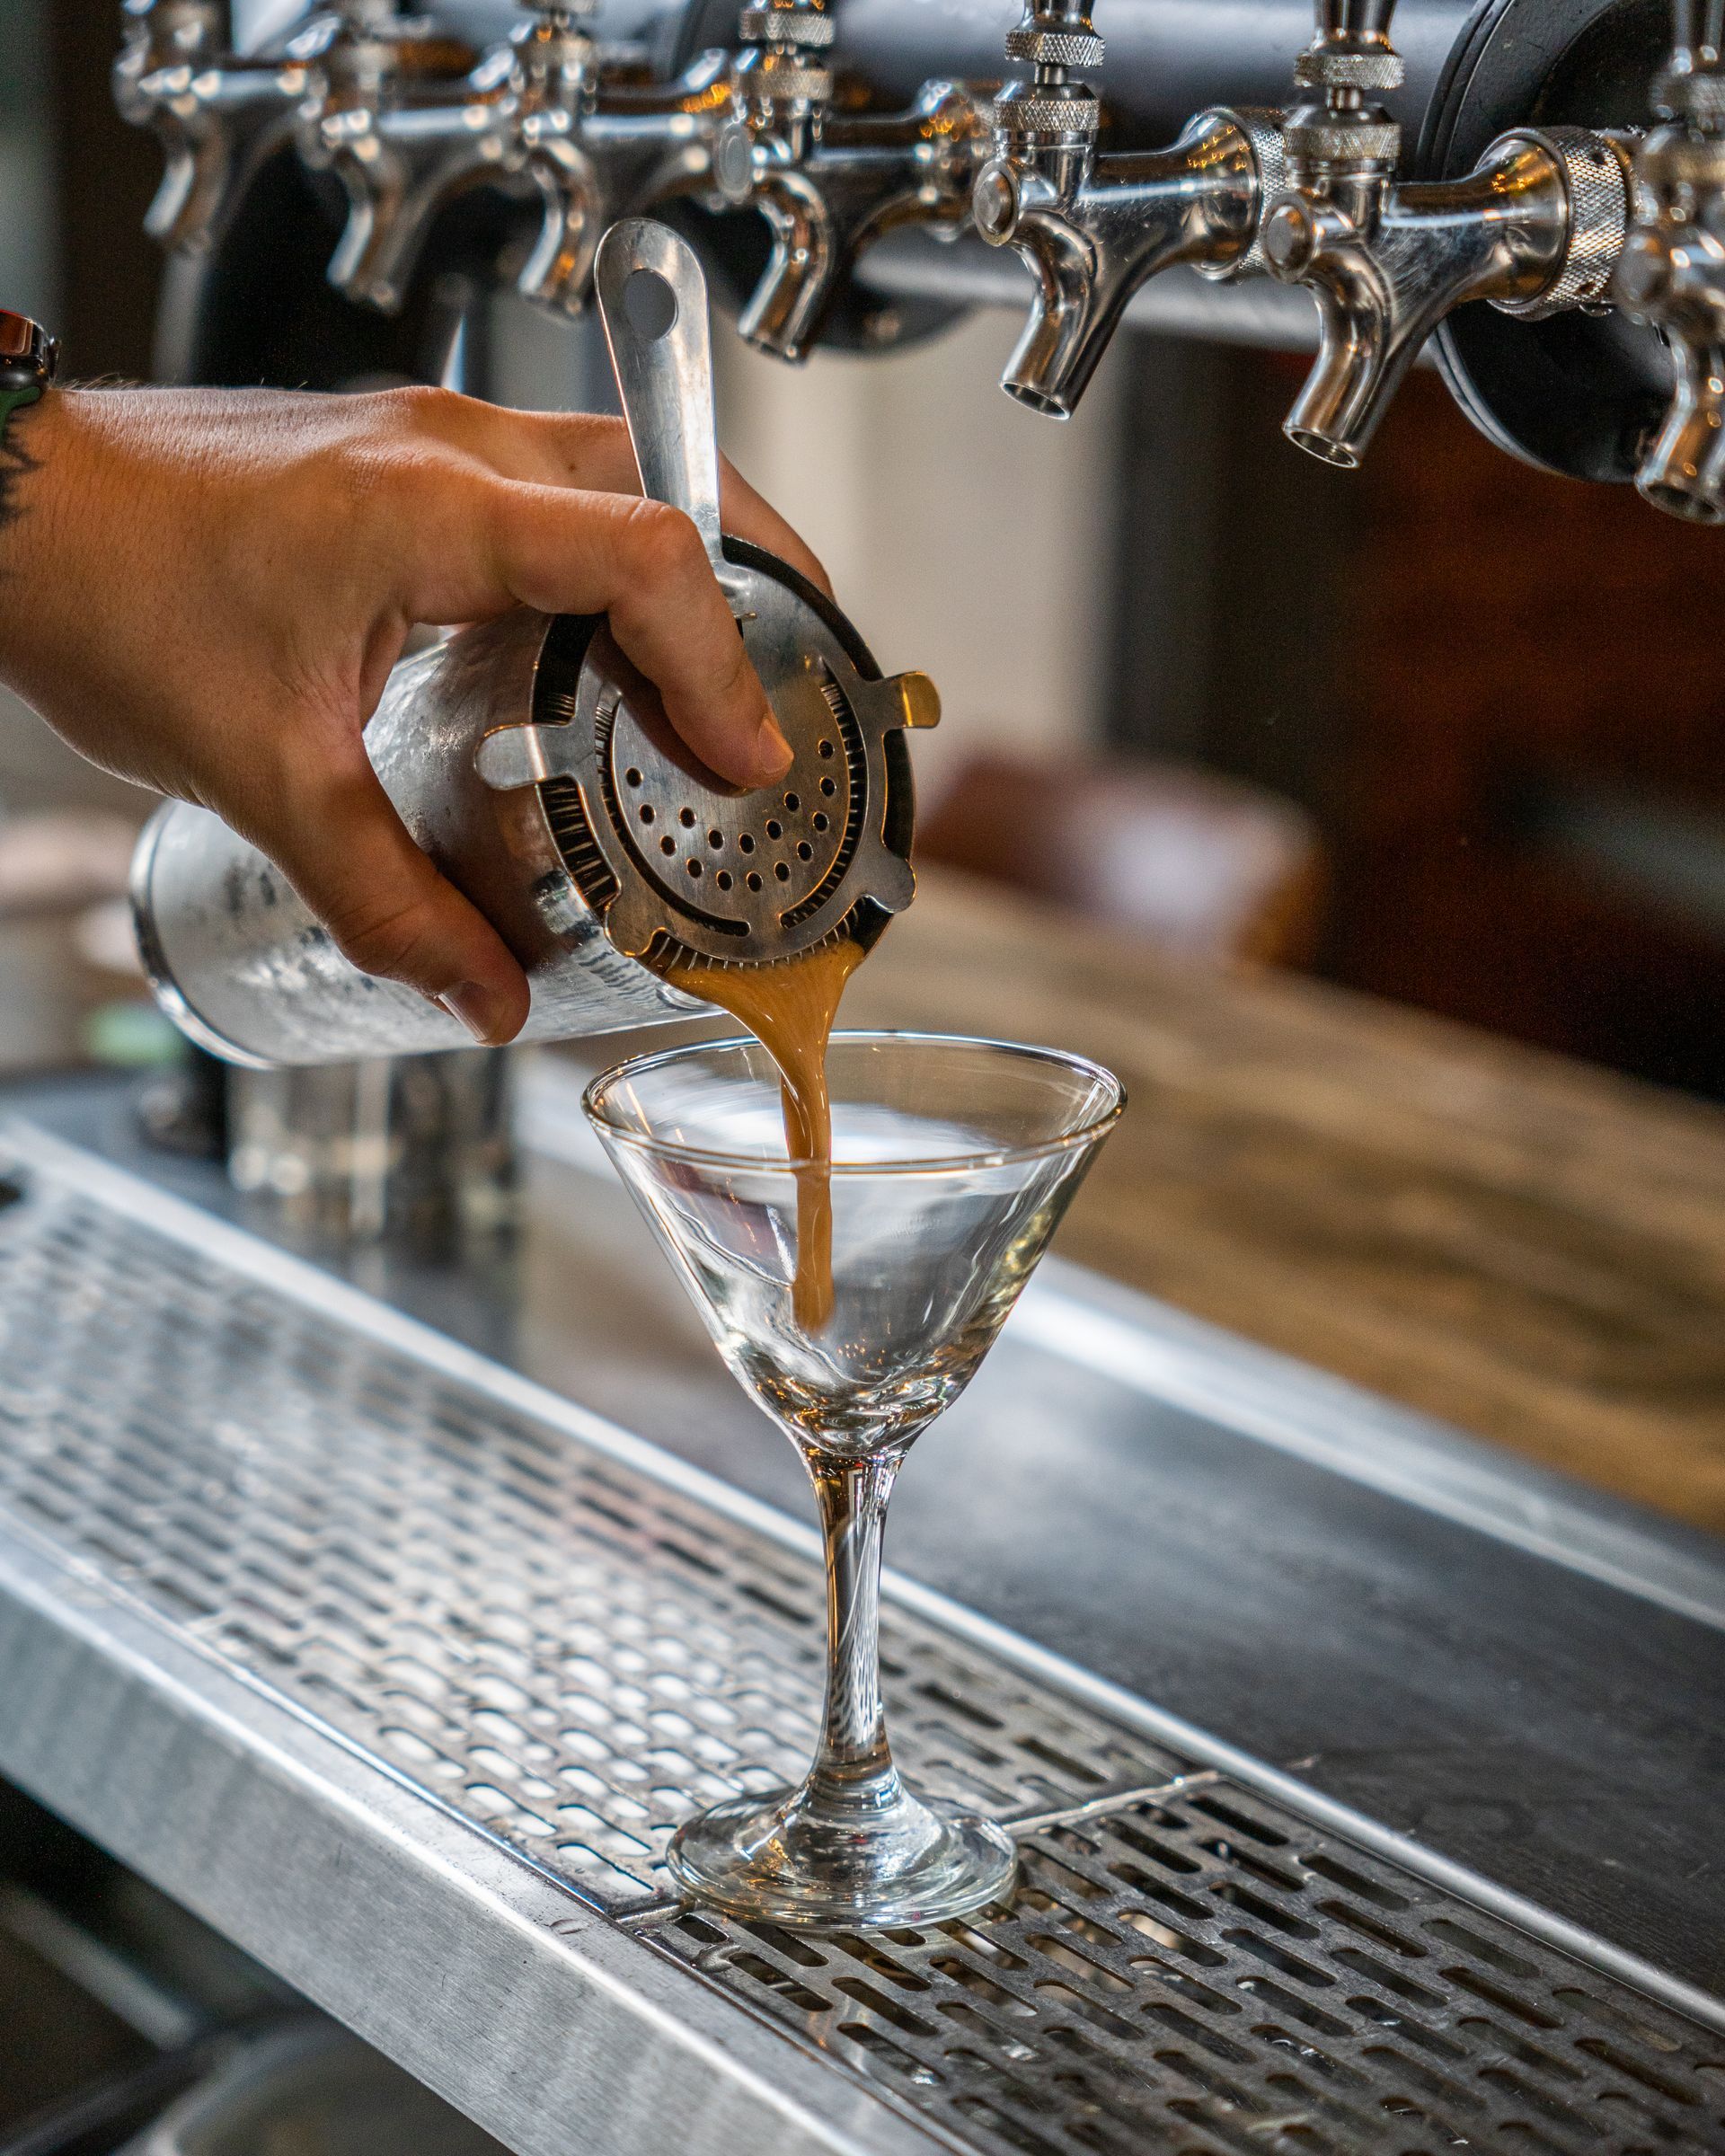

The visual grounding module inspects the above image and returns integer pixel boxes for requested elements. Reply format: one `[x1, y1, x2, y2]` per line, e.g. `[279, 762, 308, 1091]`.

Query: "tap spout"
[313, 69, 526, 315]
[114, 1, 309, 256]
[1266, 0, 1633, 467]
[1639, 313, 1725, 522]
[516, 51, 740, 318]
[1614, 5, 1725, 518]
[1266, 137, 1587, 466]
[1619, 199, 1725, 520]
[976, 110, 1264, 419]
[739, 83, 991, 362]
[293, 3, 500, 315]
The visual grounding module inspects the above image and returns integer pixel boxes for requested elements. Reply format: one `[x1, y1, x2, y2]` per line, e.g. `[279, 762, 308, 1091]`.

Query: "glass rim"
[581, 1029, 1126, 1178]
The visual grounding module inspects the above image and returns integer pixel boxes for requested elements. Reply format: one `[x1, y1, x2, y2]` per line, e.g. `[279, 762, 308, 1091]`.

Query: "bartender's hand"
[0, 384, 827, 1045]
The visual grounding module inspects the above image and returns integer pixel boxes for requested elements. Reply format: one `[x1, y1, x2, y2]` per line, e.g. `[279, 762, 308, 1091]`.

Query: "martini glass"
[584, 1030, 1123, 1927]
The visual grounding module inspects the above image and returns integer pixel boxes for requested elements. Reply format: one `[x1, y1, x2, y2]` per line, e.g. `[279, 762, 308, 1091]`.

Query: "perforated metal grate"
[0, 1150, 1719, 2156]
[657, 1790, 1725, 2156]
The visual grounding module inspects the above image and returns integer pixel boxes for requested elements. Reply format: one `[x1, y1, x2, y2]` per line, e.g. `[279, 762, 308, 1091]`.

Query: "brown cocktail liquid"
[666, 932, 865, 1333]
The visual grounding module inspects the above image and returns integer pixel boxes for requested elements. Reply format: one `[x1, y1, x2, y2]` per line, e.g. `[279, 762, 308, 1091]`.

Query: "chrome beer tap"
[1261, 0, 1636, 467]
[969, 0, 1287, 418]
[1614, 4, 1725, 520]
[303, 3, 531, 316]
[115, 0, 316, 255]
[715, 0, 993, 363]
[512, 17, 741, 318]
[305, 1, 742, 319]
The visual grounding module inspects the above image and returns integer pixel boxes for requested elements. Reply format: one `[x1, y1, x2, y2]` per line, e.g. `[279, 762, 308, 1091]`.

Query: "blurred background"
[6, 0, 1725, 1099]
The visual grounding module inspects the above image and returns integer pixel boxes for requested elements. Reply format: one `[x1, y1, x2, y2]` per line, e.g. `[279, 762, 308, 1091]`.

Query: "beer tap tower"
[114, 1, 1725, 540]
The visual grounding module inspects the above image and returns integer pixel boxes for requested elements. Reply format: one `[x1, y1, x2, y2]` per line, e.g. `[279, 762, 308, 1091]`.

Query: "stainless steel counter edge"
[8, 1117, 1723, 2043]
[0, 1521, 941, 2156]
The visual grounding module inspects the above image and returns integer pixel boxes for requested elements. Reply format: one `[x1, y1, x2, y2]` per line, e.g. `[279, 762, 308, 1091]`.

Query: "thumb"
[244, 747, 530, 1047]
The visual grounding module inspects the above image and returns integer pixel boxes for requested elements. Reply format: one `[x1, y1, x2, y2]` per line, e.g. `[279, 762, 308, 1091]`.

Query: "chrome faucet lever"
[1262, 0, 1635, 467]
[1614, 3, 1725, 521]
[717, 0, 994, 364]
[114, 0, 315, 256]
[305, 1, 743, 321]
[971, 0, 1286, 418]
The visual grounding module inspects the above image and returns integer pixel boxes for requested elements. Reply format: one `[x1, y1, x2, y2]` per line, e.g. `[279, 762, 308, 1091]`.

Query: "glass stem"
[799, 1446, 907, 1824]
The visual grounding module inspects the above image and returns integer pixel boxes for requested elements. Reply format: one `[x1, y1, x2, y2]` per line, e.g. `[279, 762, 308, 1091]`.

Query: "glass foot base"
[667, 1785, 1018, 1929]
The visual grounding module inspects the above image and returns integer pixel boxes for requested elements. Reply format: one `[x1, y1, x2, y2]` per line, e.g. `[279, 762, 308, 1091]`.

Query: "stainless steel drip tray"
[0, 1122, 1720, 2156]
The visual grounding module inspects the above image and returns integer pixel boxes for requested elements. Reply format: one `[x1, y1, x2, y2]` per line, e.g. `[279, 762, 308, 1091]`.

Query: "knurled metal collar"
[993, 84, 1100, 137]
[1491, 127, 1632, 319]
[1285, 117, 1401, 166]
[1004, 24, 1103, 68]
[743, 53, 833, 102]
[739, 4, 836, 47]
[1197, 107, 1289, 282]
[1293, 45, 1404, 93]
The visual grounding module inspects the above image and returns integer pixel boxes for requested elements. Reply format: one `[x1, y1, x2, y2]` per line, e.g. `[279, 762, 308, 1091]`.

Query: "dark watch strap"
[0, 311, 58, 440]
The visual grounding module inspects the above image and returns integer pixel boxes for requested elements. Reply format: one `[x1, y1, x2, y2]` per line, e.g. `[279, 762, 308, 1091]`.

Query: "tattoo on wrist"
[0, 394, 45, 538]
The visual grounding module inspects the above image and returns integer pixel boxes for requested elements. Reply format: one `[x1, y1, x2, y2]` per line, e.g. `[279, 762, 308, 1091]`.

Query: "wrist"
[0, 305, 66, 594]
[0, 389, 80, 697]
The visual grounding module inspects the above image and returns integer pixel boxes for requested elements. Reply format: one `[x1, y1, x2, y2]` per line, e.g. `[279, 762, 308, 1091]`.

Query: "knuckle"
[620, 497, 706, 586]
[379, 382, 467, 436]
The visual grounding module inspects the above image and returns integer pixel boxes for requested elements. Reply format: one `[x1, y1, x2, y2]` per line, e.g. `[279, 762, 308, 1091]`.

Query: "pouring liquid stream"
[666, 932, 865, 1333]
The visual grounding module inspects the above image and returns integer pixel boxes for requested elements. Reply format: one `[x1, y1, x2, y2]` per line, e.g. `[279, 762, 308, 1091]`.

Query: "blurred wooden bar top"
[842, 870, 1725, 1536]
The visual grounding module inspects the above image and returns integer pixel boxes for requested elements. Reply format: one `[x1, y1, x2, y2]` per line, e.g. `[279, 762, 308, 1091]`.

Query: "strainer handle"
[595, 219, 727, 580]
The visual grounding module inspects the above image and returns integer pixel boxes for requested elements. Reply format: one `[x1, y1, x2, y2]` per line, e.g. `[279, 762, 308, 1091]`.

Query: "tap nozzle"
[1614, 4, 1725, 520]
[721, 0, 993, 362]
[307, 0, 744, 322]
[514, 16, 743, 320]
[115, 0, 316, 256]
[1264, 0, 1632, 465]
[303, 4, 565, 316]
[975, 0, 1283, 416]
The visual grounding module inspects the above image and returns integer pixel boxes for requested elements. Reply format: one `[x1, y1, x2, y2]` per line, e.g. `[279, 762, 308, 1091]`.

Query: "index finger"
[404, 396, 834, 596]
[439, 481, 794, 790]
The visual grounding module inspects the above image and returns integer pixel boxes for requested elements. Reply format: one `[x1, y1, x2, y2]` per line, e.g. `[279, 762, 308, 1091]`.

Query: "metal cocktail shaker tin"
[130, 611, 710, 1067]
[131, 222, 939, 1070]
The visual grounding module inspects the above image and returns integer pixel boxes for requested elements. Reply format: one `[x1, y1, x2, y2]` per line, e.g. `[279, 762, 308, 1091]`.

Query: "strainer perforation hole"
[765, 820, 783, 840]
[774, 862, 790, 882]
[659, 836, 675, 856]
[716, 871, 733, 891]
[739, 835, 755, 854]
[813, 813, 829, 832]
[678, 808, 696, 829]
[686, 861, 703, 879]
[624, 768, 641, 787]
[783, 791, 800, 810]
[639, 805, 655, 825]
[708, 830, 723, 849]
[746, 872, 762, 892]
[820, 777, 836, 797]
[818, 738, 834, 758]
